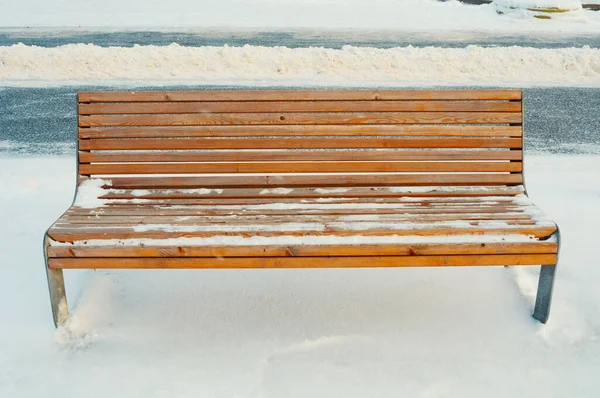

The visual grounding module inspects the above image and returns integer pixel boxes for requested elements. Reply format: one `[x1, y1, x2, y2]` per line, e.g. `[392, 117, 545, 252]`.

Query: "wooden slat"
[74, 185, 527, 199]
[47, 242, 557, 258]
[78, 125, 523, 139]
[78, 150, 523, 163]
[58, 213, 533, 225]
[79, 100, 521, 115]
[78, 138, 522, 151]
[55, 209, 534, 223]
[66, 207, 528, 217]
[70, 197, 525, 207]
[49, 254, 555, 269]
[54, 221, 541, 231]
[48, 224, 556, 242]
[99, 189, 523, 200]
[78, 90, 522, 103]
[98, 174, 523, 188]
[79, 112, 522, 127]
[79, 161, 522, 175]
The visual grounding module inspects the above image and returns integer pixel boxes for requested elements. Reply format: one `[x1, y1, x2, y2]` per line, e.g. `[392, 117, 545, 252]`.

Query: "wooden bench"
[44, 89, 560, 327]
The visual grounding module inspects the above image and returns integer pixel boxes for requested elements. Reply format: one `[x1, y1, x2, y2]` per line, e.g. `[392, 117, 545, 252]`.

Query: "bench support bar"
[532, 264, 556, 324]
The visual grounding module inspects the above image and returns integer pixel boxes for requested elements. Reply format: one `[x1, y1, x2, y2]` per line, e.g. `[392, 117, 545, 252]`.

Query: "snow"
[132, 222, 327, 233]
[495, 0, 582, 9]
[1, 0, 600, 32]
[315, 188, 350, 194]
[260, 188, 294, 195]
[130, 189, 151, 197]
[1, 154, 600, 396]
[49, 233, 541, 248]
[72, 178, 111, 208]
[2, 43, 600, 87]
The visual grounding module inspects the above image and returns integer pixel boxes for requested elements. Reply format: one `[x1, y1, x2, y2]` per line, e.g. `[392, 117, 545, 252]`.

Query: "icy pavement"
[0, 155, 599, 397]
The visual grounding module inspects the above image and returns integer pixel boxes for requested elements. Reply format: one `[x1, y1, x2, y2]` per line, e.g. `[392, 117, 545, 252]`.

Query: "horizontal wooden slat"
[79, 138, 522, 151]
[79, 161, 522, 175]
[49, 254, 555, 269]
[78, 125, 523, 139]
[57, 205, 533, 220]
[47, 242, 557, 258]
[59, 213, 533, 225]
[78, 150, 523, 163]
[71, 197, 524, 207]
[97, 174, 523, 188]
[78, 90, 522, 103]
[98, 189, 523, 200]
[75, 185, 527, 199]
[48, 224, 556, 242]
[54, 220, 540, 231]
[79, 100, 521, 115]
[79, 112, 522, 127]
[66, 207, 528, 217]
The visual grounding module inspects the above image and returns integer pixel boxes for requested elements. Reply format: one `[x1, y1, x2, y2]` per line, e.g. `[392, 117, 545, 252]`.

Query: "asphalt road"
[1, 29, 600, 49]
[0, 85, 598, 156]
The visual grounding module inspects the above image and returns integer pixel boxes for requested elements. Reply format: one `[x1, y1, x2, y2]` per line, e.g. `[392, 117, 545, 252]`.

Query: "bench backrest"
[77, 90, 523, 190]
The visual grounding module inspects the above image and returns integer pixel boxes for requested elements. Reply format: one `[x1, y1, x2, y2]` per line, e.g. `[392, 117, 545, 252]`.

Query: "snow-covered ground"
[2, 0, 600, 32]
[1, 154, 599, 397]
[2, 43, 600, 87]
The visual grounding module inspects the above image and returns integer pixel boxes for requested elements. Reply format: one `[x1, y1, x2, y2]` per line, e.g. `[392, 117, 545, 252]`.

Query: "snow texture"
[2, 43, 600, 87]
[260, 188, 294, 195]
[2, 154, 600, 397]
[1, 0, 600, 31]
[72, 179, 111, 208]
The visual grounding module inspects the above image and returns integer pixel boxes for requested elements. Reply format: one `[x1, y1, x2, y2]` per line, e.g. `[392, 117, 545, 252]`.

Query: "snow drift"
[1, 43, 600, 86]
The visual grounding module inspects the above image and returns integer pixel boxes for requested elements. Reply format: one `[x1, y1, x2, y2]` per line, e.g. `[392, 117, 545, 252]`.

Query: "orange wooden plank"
[47, 224, 557, 242]
[98, 188, 523, 200]
[78, 125, 523, 139]
[78, 138, 522, 150]
[49, 254, 555, 269]
[78, 90, 522, 103]
[78, 150, 524, 163]
[79, 161, 522, 175]
[79, 100, 522, 115]
[78, 112, 522, 127]
[94, 174, 523, 188]
[46, 242, 557, 258]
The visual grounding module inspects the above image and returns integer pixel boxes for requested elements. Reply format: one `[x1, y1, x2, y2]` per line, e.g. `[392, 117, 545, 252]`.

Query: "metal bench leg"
[47, 268, 69, 327]
[44, 235, 68, 327]
[532, 228, 560, 324]
[532, 264, 556, 324]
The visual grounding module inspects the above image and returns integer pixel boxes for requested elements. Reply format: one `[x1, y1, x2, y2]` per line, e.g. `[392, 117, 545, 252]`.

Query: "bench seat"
[46, 185, 557, 269]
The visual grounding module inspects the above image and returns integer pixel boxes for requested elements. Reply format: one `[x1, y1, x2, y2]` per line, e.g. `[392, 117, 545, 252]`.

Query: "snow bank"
[1, 43, 600, 87]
